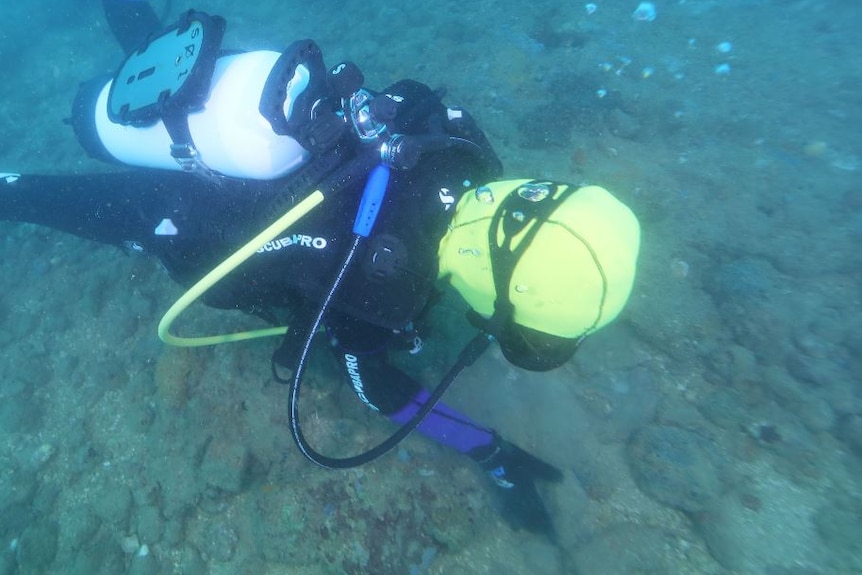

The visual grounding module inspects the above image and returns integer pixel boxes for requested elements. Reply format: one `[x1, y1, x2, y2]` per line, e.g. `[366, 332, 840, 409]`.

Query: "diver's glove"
[470, 433, 563, 538]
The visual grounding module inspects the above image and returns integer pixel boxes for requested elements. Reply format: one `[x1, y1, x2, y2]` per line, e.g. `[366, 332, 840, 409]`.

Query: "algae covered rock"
[199, 436, 253, 494]
[16, 520, 59, 573]
[626, 424, 723, 512]
[154, 347, 199, 409]
[572, 523, 680, 574]
[92, 483, 133, 526]
[135, 504, 165, 545]
[813, 497, 862, 572]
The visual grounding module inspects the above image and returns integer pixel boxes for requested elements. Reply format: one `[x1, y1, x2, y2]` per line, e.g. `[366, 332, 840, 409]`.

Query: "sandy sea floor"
[2, 1, 862, 574]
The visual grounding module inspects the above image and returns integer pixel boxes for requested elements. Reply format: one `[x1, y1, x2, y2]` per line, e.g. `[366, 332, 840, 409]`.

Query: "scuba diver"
[0, 2, 641, 538]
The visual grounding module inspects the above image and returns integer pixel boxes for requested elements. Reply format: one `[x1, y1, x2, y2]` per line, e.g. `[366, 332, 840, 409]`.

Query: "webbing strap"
[486, 182, 577, 330]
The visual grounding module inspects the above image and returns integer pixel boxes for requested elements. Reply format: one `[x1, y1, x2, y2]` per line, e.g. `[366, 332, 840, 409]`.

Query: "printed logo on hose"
[344, 354, 379, 411]
[257, 233, 328, 253]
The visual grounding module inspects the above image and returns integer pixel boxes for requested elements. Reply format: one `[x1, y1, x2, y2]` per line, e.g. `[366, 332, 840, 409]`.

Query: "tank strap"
[106, 10, 226, 179]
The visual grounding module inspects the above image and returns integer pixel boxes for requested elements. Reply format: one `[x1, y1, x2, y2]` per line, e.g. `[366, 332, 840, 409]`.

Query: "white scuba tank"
[84, 50, 310, 180]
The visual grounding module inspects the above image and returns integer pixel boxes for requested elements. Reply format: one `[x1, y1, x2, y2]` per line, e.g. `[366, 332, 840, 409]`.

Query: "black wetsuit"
[2, 79, 504, 446]
[3, 3, 565, 536]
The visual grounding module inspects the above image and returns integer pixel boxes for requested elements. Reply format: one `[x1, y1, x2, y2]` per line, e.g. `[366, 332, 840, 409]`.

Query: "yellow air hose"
[158, 190, 325, 347]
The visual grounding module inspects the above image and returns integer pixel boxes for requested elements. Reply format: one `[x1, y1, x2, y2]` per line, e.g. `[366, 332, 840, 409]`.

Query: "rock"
[92, 483, 132, 526]
[157, 453, 200, 520]
[128, 549, 159, 575]
[29, 444, 56, 470]
[0, 390, 43, 434]
[162, 517, 186, 548]
[120, 534, 140, 554]
[0, 469, 37, 514]
[124, 401, 156, 434]
[569, 447, 623, 501]
[63, 511, 100, 551]
[657, 397, 721, 436]
[572, 523, 679, 574]
[692, 498, 746, 571]
[763, 365, 835, 433]
[199, 522, 238, 563]
[135, 505, 164, 545]
[16, 521, 59, 573]
[626, 278, 722, 364]
[626, 425, 723, 512]
[693, 485, 827, 572]
[199, 437, 252, 494]
[786, 352, 844, 388]
[837, 414, 862, 457]
[31, 484, 59, 517]
[575, 366, 660, 443]
[172, 547, 208, 575]
[711, 258, 778, 303]
[813, 497, 862, 571]
[697, 388, 747, 430]
[724, 344, 758, 387]
[91, 532, 126, 574]
[0, 503, 31, 545]
[154, 347, 197, 409]
[68, 552, 101, 575]
[0, 552, 15, 575]
[607, 108, 642, 140]
[794, 396, 835, 433]
[705, 258, 795, 363]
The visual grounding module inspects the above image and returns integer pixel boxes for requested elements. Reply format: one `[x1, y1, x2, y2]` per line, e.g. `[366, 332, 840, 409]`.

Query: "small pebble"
[31, 444, 56, 468]
[671, 259, 690, 278]
[632, 2, 657, 22]
[121, 534, 140, 554]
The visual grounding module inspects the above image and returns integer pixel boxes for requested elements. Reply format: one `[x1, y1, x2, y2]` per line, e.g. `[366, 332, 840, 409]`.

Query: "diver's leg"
[102, 0, 162, 55]
[326, 313, 496, 453]
[327, 312, 562, 536]
[0, 171, 201, 248]
[386, 387, 496, 454]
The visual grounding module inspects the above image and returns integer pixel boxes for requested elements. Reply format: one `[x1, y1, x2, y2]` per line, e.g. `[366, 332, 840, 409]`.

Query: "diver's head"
[438, 180, 641, 371]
